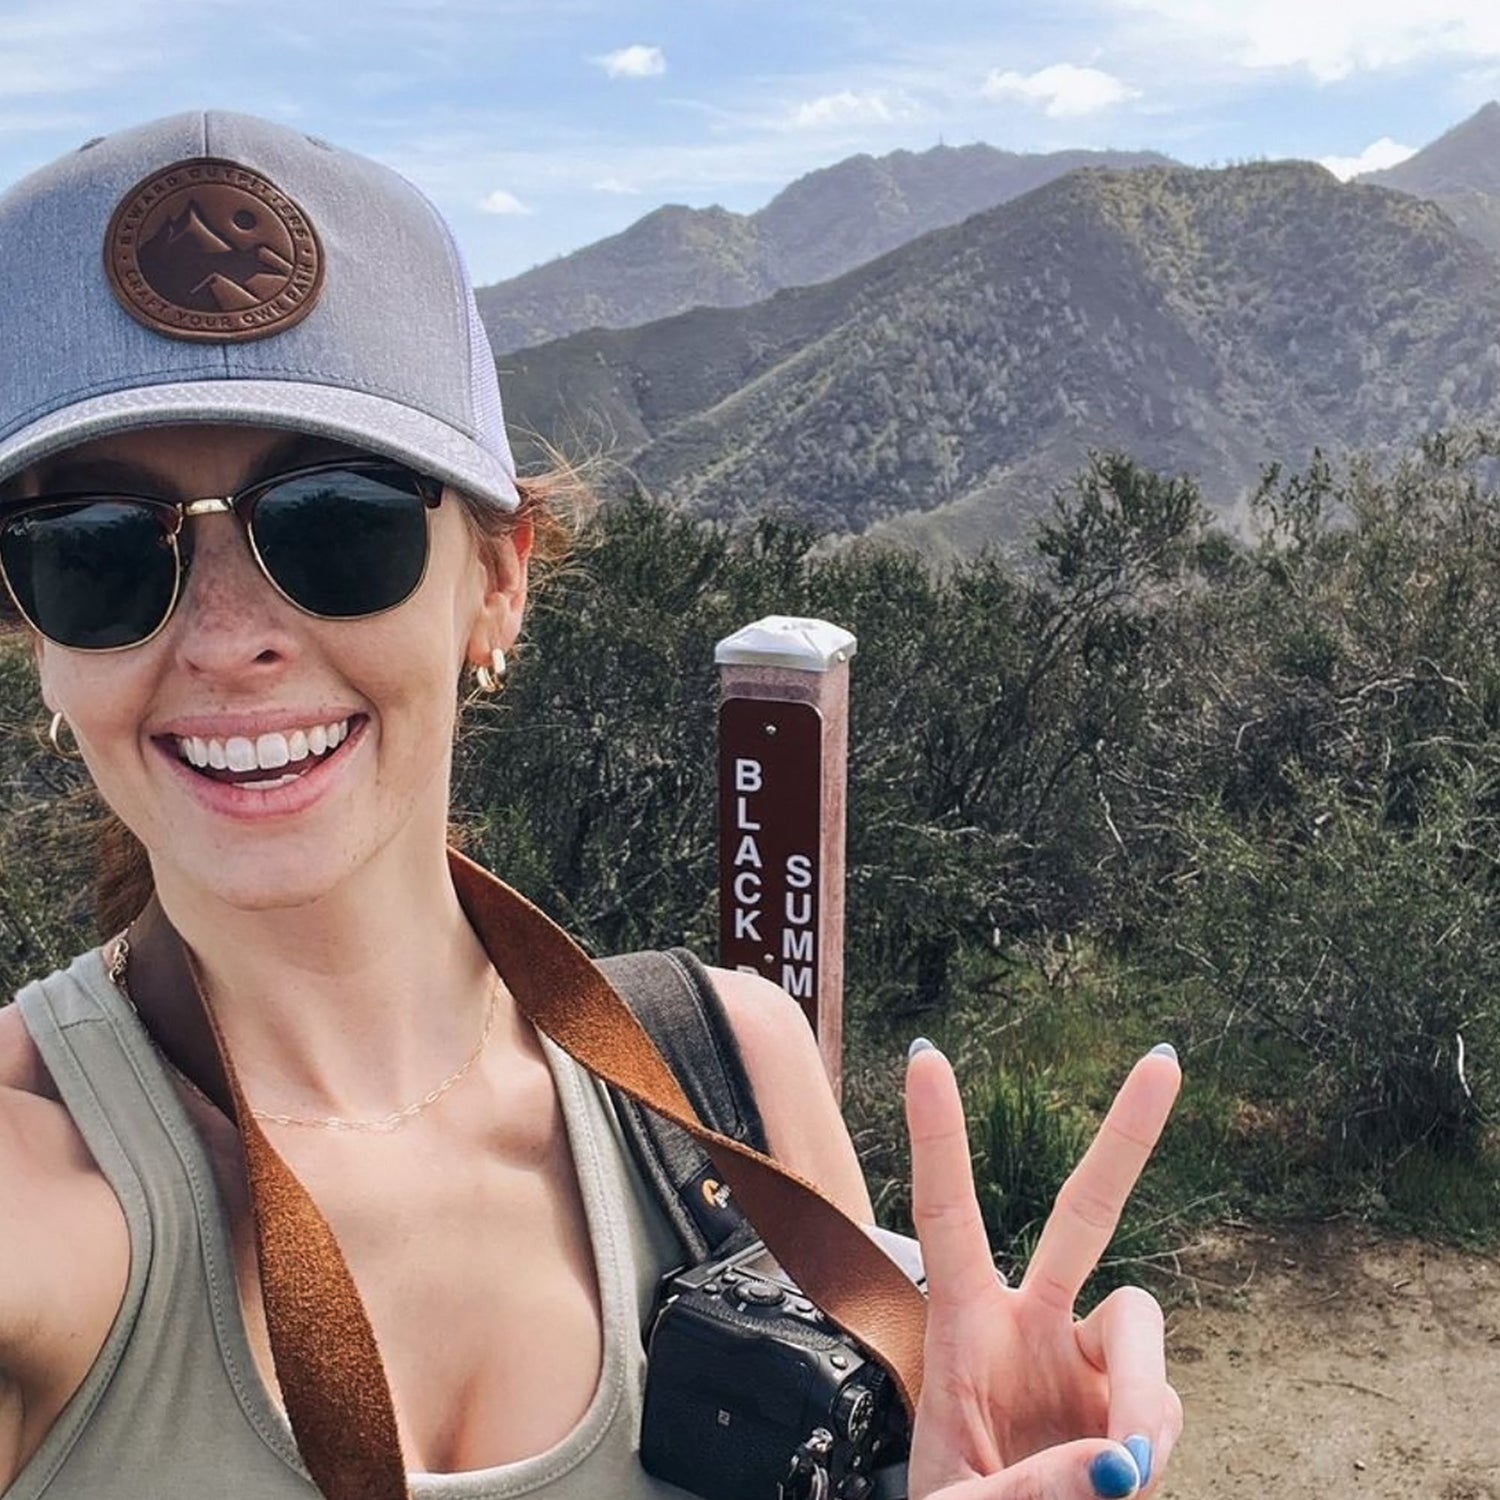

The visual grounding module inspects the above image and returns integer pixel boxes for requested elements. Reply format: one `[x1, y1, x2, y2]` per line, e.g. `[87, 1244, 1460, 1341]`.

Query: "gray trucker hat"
[0, 111, 519, 509]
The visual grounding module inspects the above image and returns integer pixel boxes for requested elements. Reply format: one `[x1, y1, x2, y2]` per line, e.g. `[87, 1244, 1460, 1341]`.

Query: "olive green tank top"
[10, 949, 695, 1500]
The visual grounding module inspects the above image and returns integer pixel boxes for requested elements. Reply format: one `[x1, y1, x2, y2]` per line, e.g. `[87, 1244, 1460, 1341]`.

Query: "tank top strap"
[11, 948, 311, 1498]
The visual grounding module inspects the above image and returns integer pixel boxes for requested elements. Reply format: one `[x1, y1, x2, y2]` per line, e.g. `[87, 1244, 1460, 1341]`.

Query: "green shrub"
[1162, 773, 1500, 1170]
[972, 1066, 1092, 1270]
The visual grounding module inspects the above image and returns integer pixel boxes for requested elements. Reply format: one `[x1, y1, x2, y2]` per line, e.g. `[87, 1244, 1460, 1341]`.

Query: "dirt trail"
[1162, 1224, 1500, 1498]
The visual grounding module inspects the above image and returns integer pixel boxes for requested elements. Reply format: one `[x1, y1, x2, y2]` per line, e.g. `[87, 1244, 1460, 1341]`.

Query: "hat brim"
[0, 379, 520, 511]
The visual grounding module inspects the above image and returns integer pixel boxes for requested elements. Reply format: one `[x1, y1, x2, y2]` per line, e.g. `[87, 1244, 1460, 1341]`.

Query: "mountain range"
[476, 144, 1173, 353]
[492, 104, 1500, 555]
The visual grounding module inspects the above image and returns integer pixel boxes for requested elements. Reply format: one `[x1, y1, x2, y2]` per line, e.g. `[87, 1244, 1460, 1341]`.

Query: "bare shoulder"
[0, 999, 130, 1220]
[704, 967, 874, 1222]
[0, 1000, 130, 1471]
[0, 1000, 57, 1097]
[0, 1001, 116, 1316]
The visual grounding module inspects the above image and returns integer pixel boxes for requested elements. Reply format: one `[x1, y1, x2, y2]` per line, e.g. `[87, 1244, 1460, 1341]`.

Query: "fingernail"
[1124, 1435, 1153, 1488]
[1149, 1042, 1178, 1064]
[908, 1036, 938, 1061]
[1089, 1446, 1141, 1499]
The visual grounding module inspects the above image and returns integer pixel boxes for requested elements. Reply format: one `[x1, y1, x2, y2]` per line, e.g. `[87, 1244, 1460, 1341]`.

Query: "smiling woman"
[0, 426, 578, 931]
[0, 110, 1181, 1500]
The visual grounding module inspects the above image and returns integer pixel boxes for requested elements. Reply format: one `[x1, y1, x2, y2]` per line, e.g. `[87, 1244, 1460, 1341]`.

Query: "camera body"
[640, 1237, 917, 1500]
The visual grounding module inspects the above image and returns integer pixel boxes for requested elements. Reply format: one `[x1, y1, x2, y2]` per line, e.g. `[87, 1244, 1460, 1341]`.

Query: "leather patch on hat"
[104, 157, 324, 342]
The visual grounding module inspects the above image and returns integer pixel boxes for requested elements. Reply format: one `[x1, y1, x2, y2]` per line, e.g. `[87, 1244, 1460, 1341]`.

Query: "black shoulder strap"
[597, 947, 767, 1262]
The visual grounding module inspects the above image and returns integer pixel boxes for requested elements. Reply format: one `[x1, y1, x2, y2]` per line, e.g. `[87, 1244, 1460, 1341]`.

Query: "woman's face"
[30, 423, 529, 914]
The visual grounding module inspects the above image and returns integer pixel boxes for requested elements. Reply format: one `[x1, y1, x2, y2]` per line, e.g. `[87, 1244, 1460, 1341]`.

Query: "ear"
[465, 518, 534, 669]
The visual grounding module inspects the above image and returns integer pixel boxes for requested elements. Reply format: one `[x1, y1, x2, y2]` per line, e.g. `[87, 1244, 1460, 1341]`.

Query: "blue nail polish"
[1124, 1435, 1153, 1488]
[907, 1036, 937, 1061]
[1089, 1447, 1140, 1499]
[1149, 1042, 1178, 1064]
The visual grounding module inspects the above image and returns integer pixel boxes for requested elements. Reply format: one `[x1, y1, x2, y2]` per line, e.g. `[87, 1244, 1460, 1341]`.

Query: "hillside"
[475, 143, 1173, 353]
[499, 161, 1500, 550]
[1363, 101, 1500, 258]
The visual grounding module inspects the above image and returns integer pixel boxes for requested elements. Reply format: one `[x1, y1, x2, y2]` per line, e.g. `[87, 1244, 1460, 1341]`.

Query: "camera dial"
[833, 1384, 876, 1444]
[733, 1277, 787, 1308]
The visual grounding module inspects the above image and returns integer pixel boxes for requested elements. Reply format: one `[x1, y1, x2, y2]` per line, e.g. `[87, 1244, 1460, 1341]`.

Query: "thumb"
[925, 1441, 1144, 1500]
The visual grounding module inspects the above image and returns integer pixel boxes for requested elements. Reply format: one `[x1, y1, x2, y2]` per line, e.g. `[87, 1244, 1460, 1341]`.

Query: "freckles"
[175, 558, 271, 634]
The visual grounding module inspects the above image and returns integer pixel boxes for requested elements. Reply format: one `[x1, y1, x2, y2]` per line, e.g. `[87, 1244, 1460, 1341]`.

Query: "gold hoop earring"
[474, 648, 509, 695]
[48, 711, 83, 761]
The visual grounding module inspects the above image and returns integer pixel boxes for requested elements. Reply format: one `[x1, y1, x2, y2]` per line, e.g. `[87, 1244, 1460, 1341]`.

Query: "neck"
[144, 835, 504, 1121]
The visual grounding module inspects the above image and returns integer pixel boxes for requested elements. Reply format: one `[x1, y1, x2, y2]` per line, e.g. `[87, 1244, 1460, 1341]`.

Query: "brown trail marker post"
[716, 616, 856, 1098]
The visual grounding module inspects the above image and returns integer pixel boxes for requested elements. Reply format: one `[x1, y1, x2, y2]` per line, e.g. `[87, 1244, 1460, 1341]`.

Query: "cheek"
[351, 614, 466, 747]
[425, 514, 498, 660]
[36, 645, 144, 735]
[37, 653, 163, 837]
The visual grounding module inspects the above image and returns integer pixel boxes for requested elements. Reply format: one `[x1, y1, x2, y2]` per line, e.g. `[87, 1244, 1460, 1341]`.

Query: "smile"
[174, 718, 354, 789]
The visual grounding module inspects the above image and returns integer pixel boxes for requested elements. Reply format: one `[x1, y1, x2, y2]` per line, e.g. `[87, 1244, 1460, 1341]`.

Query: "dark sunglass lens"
[0, 502, 176, 649]
[251, 467, 430, 618]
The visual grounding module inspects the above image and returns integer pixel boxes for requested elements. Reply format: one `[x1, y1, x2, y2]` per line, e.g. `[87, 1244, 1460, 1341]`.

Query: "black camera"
[640, 1234, 922, 1500]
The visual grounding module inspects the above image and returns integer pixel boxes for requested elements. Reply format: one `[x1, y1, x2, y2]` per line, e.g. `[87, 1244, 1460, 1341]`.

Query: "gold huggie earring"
[48, 711, 83, 761]
[474, 648, 509, 695]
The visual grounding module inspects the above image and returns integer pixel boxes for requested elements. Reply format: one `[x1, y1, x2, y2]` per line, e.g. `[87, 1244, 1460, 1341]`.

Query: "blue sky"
[2, 0, 1498, 285]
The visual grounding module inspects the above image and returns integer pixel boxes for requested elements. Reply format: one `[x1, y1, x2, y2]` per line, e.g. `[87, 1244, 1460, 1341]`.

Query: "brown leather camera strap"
[125, 898, 408, 1500]
[122, 850, 927, 1500]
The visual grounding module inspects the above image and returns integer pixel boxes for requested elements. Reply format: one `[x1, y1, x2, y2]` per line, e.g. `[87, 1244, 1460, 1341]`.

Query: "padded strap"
[599, 947, 766, 1261]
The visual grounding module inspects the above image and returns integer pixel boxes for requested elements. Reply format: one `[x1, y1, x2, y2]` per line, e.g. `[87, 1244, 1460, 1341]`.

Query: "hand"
[904, 1042, 1183, 1500]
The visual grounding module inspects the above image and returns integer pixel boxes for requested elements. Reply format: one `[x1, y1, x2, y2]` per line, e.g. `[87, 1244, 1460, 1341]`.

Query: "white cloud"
[1109, 0, 1500, 83]
[788, 89, 914, 129]
[592, 177, 642, 194]
[595, 44, 666, 80]
[479, 188, 533, 216]
[1320, 136, 1418, 180]
[981, 63, 1139, 118]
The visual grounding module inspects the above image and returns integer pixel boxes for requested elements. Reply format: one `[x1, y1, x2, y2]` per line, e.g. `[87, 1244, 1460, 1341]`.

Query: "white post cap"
[714, 616, 858, 672]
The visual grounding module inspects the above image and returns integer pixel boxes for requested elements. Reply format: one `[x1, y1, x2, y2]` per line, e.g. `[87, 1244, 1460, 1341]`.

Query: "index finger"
[905, 1040, 1002, 1310]
[1020, 1047, 1181, 1313]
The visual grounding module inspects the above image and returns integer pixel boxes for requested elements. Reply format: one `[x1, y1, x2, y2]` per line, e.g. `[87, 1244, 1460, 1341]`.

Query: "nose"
[167, 512, 300, 678]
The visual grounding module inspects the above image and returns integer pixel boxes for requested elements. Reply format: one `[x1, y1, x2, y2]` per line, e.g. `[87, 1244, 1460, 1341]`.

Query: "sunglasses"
[0, 457, 443, 651]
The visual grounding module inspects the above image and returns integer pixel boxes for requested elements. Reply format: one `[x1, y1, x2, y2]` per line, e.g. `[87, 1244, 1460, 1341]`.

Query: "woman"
[0, 112, 1182, 1500]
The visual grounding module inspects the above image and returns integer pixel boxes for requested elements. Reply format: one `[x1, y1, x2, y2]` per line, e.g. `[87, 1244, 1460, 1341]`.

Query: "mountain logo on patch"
[105, 157, 324, 343]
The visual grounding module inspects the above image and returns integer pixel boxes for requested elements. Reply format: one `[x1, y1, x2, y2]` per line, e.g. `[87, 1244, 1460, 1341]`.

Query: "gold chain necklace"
[107, 933, 501, 1133]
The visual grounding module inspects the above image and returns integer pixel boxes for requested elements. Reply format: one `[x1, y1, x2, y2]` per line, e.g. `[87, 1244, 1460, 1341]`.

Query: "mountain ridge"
[500, 158, 1500, 552]
[1362, 101, 1500, 257]
[476, 141, 1174, 352]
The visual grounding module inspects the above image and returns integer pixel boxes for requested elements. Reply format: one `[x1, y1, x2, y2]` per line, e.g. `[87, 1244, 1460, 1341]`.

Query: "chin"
[157, 833, 374, 917]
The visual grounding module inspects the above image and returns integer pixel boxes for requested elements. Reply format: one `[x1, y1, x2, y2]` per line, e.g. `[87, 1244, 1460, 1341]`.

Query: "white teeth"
[177, 718, 352, 774]
[225, 737, 256, 772]
[256, 732, 291, 770]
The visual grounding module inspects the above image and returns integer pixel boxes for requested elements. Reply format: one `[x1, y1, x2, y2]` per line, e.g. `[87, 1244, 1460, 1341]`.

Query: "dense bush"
[5, 436, 1500, 1238]
[1163, 776, 1499, 1164]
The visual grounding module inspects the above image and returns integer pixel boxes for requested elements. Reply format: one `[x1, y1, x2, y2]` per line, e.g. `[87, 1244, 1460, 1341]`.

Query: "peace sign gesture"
[904, 1042, 1183, 1500]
